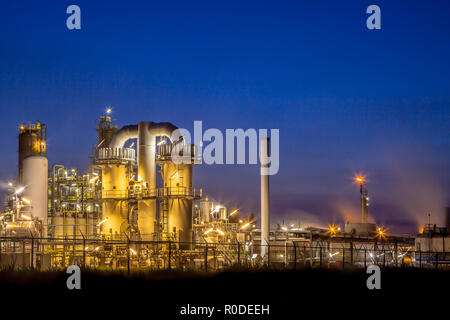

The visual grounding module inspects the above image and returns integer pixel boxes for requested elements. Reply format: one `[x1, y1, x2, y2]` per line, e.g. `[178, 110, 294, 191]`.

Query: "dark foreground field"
[1, 267, 448, 318]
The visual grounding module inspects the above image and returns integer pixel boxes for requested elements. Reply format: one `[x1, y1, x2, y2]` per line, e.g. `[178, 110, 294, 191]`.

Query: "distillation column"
[96, 116, 135, 238]
[161, 159, 193, 247]
[101, 163, 130, 237]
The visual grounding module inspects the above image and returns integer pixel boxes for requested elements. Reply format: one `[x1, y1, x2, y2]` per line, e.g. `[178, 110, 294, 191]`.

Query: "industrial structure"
[344, 176, 377, 235]
[0, 112, 448, 270]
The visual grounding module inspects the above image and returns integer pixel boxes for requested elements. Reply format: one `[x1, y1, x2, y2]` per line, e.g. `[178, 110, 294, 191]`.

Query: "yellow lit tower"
[94, 109, 136, 238]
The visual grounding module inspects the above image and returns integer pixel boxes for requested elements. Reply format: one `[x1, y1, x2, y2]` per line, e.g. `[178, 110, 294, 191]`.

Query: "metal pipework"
[109, 121, 181, 239]
[110, 124, 138, 148]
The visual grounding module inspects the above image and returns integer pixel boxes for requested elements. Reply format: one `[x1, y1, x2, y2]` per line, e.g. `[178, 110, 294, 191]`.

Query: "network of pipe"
[95, 116, 199, 247]
[2, 114, 271, 262]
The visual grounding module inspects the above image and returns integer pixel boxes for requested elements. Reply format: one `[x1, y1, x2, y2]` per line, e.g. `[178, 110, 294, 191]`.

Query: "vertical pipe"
[138, 122, 157, 239]
[260, 137, 270, 258]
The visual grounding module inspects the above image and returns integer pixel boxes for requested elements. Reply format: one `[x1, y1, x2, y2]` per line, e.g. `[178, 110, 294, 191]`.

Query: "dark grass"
[1, 267, 448, 318]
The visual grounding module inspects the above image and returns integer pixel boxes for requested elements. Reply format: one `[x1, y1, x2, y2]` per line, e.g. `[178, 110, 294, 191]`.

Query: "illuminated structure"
[344, 176, 377, 235]
[49, 166, 101, 240]
[354, 176, 369, 223]
[0, 113, 430, 271]
[94, 117, 201, 245]
[18, 121, 47, 183]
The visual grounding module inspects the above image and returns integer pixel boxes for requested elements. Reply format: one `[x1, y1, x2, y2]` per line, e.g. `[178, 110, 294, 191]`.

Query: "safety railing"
[96, 147, 136, 162]
[102, 187, 202, 199]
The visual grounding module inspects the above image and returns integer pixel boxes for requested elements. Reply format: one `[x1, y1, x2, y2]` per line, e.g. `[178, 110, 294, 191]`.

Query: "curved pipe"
[111, 122, 179, 148]
[110, 124, 139, 148]
[108, 121, 181, 237]
[147, 122, 179, 142]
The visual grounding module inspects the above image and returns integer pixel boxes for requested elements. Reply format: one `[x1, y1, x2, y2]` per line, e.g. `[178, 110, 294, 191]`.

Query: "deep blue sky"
[1, 1, 449, 232]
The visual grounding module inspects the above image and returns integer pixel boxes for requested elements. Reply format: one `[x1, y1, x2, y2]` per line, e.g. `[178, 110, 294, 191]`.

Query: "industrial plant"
[0, 111, 449, 271]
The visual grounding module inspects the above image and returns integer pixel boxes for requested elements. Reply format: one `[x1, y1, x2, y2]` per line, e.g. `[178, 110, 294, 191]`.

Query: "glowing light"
[241, 222, 251, 230]
[89, 176, 99, 183]
[21, 197, 31, 205]
[204, 228, 214, 235]
[329, 252, 339, 257]
[21, 214, 32, 220]
[130, 248, 137, 255]
[171, 172, 178, 179]
[95, 247, 100, 251]
[376, 226, 388, 240]
[328, 223, 339, 236]
[85, 247, 89, 251]
[354, 176, 365, 184]
[8, 182, 13, 187]
[157, 139, 166, 146]
[281, 227, 287, 231]
[15, 186, 25, 194]
[97, 218, 108, 226]
[229, 209, 239, 217]
[216, 228, 225, 236]
[105, 107, 112, 114]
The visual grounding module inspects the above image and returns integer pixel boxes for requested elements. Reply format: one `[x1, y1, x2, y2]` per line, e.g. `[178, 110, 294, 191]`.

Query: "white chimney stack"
[260, 137, 270, 258]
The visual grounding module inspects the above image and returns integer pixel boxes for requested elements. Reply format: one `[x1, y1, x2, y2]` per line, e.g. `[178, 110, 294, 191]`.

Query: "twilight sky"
[0, 1, 449, 233]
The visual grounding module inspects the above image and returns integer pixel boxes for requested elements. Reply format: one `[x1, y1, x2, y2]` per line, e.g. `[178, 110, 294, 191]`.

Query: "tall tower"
[260, 137, 270, 258]
[158, 142, 199, 248]
[355, 176, 369, 223]
[18, 121, 47, 184]
[94, 113, 136, 239]
[18, 121, 48, 236]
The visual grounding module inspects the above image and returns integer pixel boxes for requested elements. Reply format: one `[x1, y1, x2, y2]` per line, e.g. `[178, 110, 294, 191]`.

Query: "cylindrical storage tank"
[163, 161, 193, 249]
[22, 156, 48, 227]
[101, 164, 130, 237]
[52, 216, 64, 238]
[200, 198, 212, 223]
